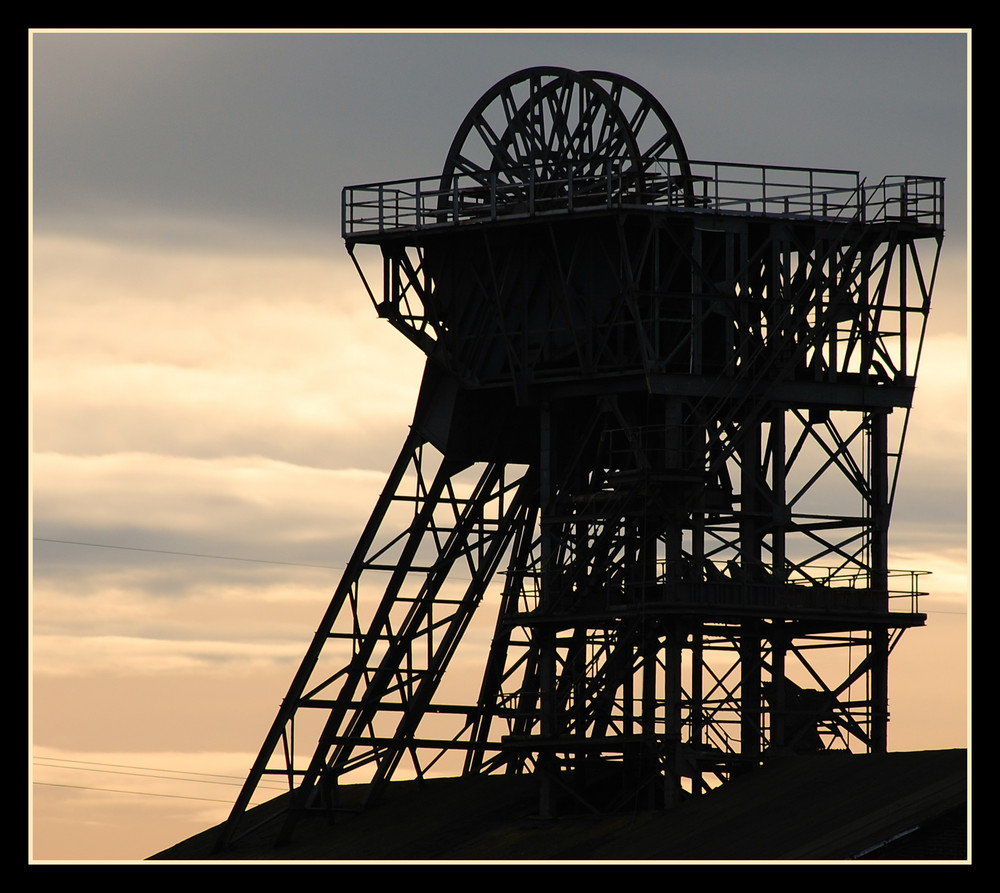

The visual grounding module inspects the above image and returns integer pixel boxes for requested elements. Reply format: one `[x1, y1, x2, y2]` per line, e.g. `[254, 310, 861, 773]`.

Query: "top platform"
[343, 161, 944, 242]
[343, 68, 942, 244]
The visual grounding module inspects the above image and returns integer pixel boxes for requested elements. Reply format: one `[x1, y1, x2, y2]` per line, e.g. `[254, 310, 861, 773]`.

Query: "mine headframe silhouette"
[216, 67, 944, 850]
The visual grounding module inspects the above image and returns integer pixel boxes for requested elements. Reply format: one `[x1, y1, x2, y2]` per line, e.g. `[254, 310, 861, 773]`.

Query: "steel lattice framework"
[216, 67, 944, 850]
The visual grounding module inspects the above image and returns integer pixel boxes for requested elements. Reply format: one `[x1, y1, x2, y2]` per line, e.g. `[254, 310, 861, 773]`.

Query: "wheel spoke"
[441, 67, 694, 207]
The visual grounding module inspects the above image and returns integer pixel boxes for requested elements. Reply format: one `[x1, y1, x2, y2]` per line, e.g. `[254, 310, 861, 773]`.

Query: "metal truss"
[218, 67, 943, 850]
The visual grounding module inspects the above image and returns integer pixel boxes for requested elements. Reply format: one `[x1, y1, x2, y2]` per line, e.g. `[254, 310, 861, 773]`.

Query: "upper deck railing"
[508, 564, 929, 618]
[342, 159, 944, 240]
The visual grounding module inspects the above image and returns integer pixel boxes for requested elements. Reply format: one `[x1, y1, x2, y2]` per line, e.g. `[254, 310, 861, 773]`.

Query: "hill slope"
[151, 748, 967, 861]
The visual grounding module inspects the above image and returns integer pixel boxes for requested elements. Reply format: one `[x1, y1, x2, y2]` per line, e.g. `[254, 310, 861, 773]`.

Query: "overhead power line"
[33, 780, 239, 804]
[31, 537, 967, 614]
[32, 537, 342, 571]
[32, 756, 288, 804]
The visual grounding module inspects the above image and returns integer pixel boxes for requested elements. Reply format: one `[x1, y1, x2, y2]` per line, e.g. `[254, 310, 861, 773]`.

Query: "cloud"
[31, 32, 968, 245]
[33, 633, 308, 678]
[31, 450, 397, 585]
[32, 234, 424, 468]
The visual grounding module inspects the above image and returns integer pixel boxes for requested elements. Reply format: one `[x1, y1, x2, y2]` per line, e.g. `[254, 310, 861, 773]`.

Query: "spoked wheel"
[581, 70, 694, 205]
[439, 66, 669, 211]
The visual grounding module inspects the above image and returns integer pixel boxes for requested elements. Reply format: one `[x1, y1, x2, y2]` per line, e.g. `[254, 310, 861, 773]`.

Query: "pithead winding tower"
[217, 67, 944, 849]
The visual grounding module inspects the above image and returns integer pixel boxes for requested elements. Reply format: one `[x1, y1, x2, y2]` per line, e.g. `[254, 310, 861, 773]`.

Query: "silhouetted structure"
[216, 67, 944, 851]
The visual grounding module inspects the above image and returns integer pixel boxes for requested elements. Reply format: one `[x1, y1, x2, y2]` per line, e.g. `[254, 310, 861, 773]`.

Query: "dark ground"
[151, 748, 968, 862]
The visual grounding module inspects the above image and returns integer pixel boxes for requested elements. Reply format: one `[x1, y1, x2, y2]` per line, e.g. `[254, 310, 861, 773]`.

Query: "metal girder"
[216, 432, 535, 849]
[219, 68, 943, 851]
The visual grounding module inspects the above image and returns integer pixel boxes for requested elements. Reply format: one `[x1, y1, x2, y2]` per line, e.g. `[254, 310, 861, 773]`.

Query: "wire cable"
[32, 536, 342, 571]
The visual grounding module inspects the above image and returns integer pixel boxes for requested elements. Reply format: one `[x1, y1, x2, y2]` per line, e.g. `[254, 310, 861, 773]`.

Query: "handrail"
[510, 564, 929, 616]
[862, 175, 945, 227]
[342, 159, 944, 238]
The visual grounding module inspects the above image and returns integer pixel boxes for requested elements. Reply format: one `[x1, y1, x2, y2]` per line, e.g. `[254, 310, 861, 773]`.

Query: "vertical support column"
[870, 410, 890, 604]
[691, 229, 704, 376]
[538, 400, 557, 815]
[661, 398, 686, 805]
[639, 623, 658, 806]
[769, 621, 787, 751]
[740, 418, 762, 577]
[767, 410, 787, 754]
[870, 409, 890, 753]
[769, 410, 786, 579]
[689, 623, 704, 794]
[663, 621, 683, 808]
[740, 622, 762, 765]
[740, 421, 762, 764]
[637, 459, 659, 793]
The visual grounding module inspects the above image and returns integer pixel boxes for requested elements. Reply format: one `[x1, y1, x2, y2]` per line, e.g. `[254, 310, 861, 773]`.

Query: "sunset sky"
[29, 29, 970, 862]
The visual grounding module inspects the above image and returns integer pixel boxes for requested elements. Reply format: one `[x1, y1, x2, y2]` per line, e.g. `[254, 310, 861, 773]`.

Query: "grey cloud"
[32, 31, 968, 250]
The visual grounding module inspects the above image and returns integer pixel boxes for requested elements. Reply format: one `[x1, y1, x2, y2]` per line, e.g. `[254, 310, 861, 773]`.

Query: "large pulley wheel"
[582, 69, 694, 204]
[440, 66, 693, 207]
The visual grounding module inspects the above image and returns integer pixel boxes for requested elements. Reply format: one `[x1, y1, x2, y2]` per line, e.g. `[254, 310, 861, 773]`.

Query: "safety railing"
[509, 564, 928, 617]
[862, 175, 945, 227]
[681, 160, 863, 220]
[341, 161, 944, 239]
[342, 161, 943, 239]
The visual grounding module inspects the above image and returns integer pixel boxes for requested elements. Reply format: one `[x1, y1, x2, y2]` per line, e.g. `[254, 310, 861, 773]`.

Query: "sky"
[29, 29, 970, 862]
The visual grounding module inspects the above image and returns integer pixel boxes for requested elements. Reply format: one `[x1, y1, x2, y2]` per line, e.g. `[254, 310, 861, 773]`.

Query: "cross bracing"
[217, 67, 942, 851]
